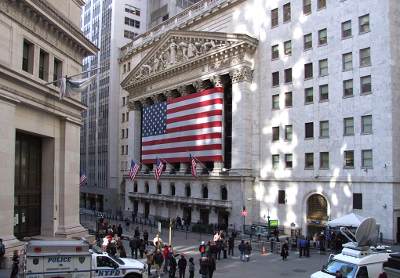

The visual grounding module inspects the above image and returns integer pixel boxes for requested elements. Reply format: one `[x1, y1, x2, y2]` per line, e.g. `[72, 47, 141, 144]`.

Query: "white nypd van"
[24, 240, 147, 278]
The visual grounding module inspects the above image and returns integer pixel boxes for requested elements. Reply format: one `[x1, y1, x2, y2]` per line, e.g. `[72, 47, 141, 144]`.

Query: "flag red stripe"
[166, 121, 222, 133]
[166, 110, 222, 124]
[142, 133, 222, 146]
[167, 98, 223, 114]
[142, 155, 223, 164]
[142, 144, 222, 155]
[167, 87, 224, 104]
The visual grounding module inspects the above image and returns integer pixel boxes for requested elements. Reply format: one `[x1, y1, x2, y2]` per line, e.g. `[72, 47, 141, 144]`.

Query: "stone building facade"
[119, 0, 400, 241]
[0, 0, 97, 258]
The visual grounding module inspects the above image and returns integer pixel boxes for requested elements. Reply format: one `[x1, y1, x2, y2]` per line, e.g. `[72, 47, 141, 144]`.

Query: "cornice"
[72, 0, 85, 6]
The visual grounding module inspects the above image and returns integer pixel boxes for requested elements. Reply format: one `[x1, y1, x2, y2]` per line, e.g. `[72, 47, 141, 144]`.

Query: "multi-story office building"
[80, 0, 147, 215]
[119, 0, 400, 241]
[0, 0, 97, 260]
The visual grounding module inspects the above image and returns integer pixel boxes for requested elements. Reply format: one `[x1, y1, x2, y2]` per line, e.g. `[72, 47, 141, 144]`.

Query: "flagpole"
[191, 154, 210, 173]
[44, 67, 101, 86]
[160, 158, 178, 173]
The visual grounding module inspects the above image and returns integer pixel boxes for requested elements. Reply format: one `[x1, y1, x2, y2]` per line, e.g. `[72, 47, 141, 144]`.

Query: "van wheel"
[124, 273, 142, 278]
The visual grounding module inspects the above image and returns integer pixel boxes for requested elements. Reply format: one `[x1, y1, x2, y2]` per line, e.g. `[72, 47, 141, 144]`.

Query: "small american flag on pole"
[154, 158, 164, 181]
[79, 173, 87, 186]
[190, 154, 197, 177]
[129, 160, 140, 181]
[141, 87, 224, 164]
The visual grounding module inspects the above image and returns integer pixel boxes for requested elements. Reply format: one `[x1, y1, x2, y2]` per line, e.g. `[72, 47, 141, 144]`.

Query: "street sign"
[269, 220, 279, 227]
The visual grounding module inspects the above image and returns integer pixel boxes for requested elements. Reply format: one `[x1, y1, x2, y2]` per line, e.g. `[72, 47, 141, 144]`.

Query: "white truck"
[24, 240, 147, 278]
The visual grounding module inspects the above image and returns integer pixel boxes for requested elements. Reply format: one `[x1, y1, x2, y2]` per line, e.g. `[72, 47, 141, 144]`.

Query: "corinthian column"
[128, 100, 142, 164]
[229, 66, 254, 174]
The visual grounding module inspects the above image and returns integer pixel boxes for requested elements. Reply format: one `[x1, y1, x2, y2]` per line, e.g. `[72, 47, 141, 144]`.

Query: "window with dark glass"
[272, 94, 280, 109]
[272, 154, 280, 169]
[317, 0, 326, 9]
[285, 125, 292, 141]
[318, 28, 327, 45]
[319, 84, 329, 101]
[272, 126, 280, 141]
[284, 40, 292, 55]
[353, 193, 362, 209]
[343, 79, 353, 97]
[320, 152, 329, 169]
[303, 0, 311, 14]
[157, 183, 162, 194]
[342, 52, 353, 71]
[362, 149, 373, 168]
[39, 49, 49, 81]
[361, 115, 372, 134]
[284, 68, 292, 83]
[305, 87, 313, 104]
[53, 58, 63, 87]
[360, 48, 371, 67]
[170, 183, 175, 196]
[342, 20, 352, 39]
[221, 186, 228, 201]
[305, 122, 314, 138]
[272, 44, 279, 60]
[305, 153, 314, 169]
[360, 75, 372, 94]
[202, 185, 208, 198]
[285, 154, 293, 168]
[272, 71, 280, 86]
[344, 117, 354, 136]
[283, 3, 291, 22]
[319, 59, 328, 76]
[359, 14, 370, 33]
[22, 39, 34, 74]
[185, 184, 191, 197]
[145, 182, 149, 193]
[285, 92, 293, 107]
[133, 182, 138, 192]
[304, 63, 313, 79]
[320, 121, 329, 138]
[344, 150, 354, 168]
[304, 33, 312, 50]
[278, 190, 286, 204]
[271, 8, 279, 27]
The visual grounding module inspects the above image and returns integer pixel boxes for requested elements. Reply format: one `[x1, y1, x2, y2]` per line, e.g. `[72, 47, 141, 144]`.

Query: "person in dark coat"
[169, 253, 177, 278]
[228, 236, 234, 256]
[129, 237, 138, 259]
[199, 257, 209, 278]
[139, 239, 146, 259]
[188, 257, 195, 278]
[10, 250, 19, 278]
[208, 256, 216, 278]
[238, 240, 245, 261]
[117, 224, 123, 238]
[143, 230, 149, 245]
[134, 227, 140, 239]
[244, 242, 252, 262]
[178, 254, 187, 278]
[154, 250, 164, 278]
[281, 240, 289, 260]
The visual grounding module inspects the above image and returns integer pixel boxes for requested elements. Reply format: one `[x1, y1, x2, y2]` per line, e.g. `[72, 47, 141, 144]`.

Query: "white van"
[24, 240, 147, 278]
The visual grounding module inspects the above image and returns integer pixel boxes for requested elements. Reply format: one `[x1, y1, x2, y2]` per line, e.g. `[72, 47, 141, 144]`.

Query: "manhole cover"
[293, 269, 307, 273]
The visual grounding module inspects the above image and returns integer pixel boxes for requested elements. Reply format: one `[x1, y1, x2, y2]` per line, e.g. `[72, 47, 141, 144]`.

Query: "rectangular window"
[353, 193, 363, 210]
[361, 115, 372, 134]
[359, 14, 370, 34]
[284, 40, 292, 55]
[125, 145, 128, 155]
[304, 63, 313, 79]
[285, 154, 293, 168]
[320, 120, 329, 138]
[319, 84, 329, 101]
[344, 150, 354, 168]
[126, 128, 129, 138]
[39, 49, 49, 81]
[362, 149, 373, 168]
[272, 154, 280, 169]
[271, 8, 279, 28]
[320, 152, 329, 169]
[317, 0, 326, 9]
[283, 3, 291, 22]
[126, 112, 129, 121]
[121, 146, 124, 155]
[272, 126, 280, 141]
[319, 59, 328, 76]
[272, 94, 280, 109]
[285, 92, 293, 107]
[22, 39, 34, 74]
[305, 153, 314, 169]
[360, 48, 371, 67]
[343, 79, 353, 97]
[122, 113, 126, 122]
[304, 33, 312, 50]
[305, 122, 314, 139]
[303, 0, 311, 15]
[342, 20, 352, 39]
[53, 58, 63, 87]
[343, 117, 354, 136]
[272, 71, 280, 86]
[122, 97, 126, 106]
[342, 52, 353, 71]
[285, 125, 292, 141]
[278, 190, 286, 204]
[272, 44, 279, 60]
[284, 68, 292, 83]
[360, 75, 372, 94]
[318, 28, 327, 45]
[305, 87, 313, 104]
[121, 129, 124, 139]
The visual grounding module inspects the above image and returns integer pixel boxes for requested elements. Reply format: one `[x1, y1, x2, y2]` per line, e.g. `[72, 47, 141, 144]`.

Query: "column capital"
[229, 66, 253, 84]
[128, 101, 142, 111]
[211, 75, 223, 88]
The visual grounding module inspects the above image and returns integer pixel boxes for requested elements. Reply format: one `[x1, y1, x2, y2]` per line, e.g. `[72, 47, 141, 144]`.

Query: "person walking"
[143, 230, 149, 245]
[129, 237, 138, 259]
[117, 224, 123, 238]
[188, 257, 195, 278]
[0, 239, 5, 269]
[169, 253, 177, 278]
[178, 254, 187, 278]
[208, 256, 216, 278]
[134, 227, 140, 239]
[228, 236, 234, 256]
[281, 240, 289, 260]
[163, 245, 170, 274]
[199, 257, 209, 278]
[305, 237, 310, 257]
[244, 242, 252, 262]
[10, 250, 19, 278]
[199, 241, 206, 257]
[222, 239, 227, 259]
[238, 240, 245, 261]
[154, 250, 164, 278]
[145, 250, 153, 277]
[139, 239, 146, 259]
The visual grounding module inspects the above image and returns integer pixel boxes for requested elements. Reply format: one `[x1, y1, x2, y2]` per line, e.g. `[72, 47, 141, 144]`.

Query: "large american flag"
[141, 87, 224, 164]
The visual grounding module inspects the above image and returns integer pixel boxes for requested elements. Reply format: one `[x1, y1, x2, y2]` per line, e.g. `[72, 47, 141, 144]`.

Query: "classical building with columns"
[0, 0, 97, 258]
[119, 0, 400, 241]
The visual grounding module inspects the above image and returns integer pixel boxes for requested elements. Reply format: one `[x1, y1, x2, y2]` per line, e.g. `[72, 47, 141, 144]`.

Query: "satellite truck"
[311, 217, 391, 278]
[23, 239, 147, 278]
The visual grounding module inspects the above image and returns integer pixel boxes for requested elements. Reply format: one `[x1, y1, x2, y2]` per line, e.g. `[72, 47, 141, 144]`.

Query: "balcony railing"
[128, 192, 232, 209]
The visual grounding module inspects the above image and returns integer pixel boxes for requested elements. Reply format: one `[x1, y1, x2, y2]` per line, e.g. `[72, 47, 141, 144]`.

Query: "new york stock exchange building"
[119, 0, 400, 241]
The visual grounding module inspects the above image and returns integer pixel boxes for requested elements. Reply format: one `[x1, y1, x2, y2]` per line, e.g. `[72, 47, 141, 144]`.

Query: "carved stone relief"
[229, 66, 253, 84]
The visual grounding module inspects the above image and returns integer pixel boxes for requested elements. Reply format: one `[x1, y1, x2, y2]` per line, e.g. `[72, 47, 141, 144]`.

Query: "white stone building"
[0, 0, 97, 259]
[119, 0, 400, 241]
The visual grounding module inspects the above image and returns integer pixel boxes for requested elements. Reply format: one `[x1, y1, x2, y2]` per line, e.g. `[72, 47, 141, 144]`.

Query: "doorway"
[307, 193, 328, 237]
[183, 207, 192, 224]
[144, 202, 150, 219]
[14, 132, 42, 239]
[200, 209, 209, 225]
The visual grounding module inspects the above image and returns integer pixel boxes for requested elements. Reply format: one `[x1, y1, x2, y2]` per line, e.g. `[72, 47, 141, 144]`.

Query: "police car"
[24, 239, 147, 278]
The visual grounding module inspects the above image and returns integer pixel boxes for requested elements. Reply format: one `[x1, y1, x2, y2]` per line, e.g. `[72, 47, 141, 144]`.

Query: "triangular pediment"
[121, 30, 258, 89]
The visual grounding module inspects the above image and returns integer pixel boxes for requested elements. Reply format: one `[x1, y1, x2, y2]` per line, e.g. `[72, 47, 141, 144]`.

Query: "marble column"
[179, 162, 188, 174]
[128, 101, 142, 163]
[229, 66, 254, 174]
[55, 119, 87, 238]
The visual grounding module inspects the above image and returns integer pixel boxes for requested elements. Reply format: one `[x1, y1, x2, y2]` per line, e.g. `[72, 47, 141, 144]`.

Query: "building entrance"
[14, 132, 42, 239]
[306, 193, 328, 237]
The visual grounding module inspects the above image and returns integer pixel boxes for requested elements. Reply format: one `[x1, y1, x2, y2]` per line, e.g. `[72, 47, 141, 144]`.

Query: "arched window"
[157, 182, 162, 194]
[133, 181, 138, 193]
[185, 183, 191, 197]
[202, 184, 208, 199]
[170, 183, 175, 196]
[145, 182, 149, 193]
[221, 186, 228, 201]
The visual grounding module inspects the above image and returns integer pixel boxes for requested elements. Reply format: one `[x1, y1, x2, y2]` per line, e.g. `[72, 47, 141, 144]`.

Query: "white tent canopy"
[327, 213, 366, 228]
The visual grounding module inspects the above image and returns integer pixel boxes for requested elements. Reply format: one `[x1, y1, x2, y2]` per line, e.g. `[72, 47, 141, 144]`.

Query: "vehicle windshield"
[322, 259, 357, 278]
[109, 255, 125, 265]
[91, 245, 103, 254]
